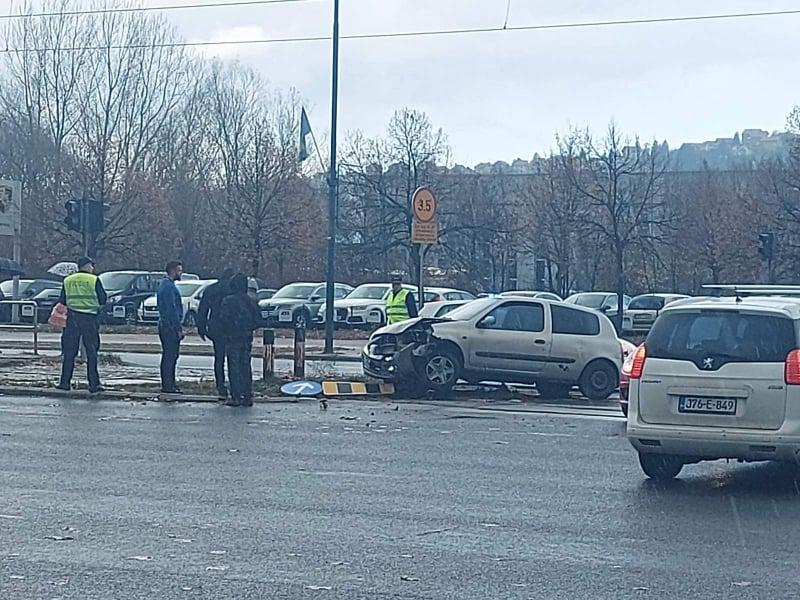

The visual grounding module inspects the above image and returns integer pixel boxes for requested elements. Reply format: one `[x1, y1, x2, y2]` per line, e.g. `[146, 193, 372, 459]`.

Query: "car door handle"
[534, 339, 547, 345]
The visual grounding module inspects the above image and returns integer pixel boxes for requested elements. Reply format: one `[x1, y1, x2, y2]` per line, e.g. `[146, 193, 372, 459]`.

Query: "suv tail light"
[629, 344, 647, 379]
[785, 349, 800, 385]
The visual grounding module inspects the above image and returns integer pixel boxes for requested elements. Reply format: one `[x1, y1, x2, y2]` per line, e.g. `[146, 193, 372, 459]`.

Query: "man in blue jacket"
[157, 260, 184, 394]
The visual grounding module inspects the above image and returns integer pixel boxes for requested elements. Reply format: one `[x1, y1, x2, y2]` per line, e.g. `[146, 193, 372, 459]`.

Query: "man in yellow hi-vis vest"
[56, 257, 107, 393]
[385, 273, 418, 325]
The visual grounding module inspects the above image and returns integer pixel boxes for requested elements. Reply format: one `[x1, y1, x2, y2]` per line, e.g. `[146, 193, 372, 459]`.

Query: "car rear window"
[629, 296, 665, 310]
[552, 304, 600, 335]
[647, 310, 796, 363]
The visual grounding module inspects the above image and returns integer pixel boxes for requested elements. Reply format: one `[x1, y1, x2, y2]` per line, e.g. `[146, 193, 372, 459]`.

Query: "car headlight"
[109, 294, 122, 304]
[351, 305, 369, 311]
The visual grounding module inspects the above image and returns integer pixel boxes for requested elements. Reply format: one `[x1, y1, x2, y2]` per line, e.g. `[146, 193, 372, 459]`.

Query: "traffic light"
[64, 200, 82, 232]
[758, 233, 775, 260]
[87, 200, 110, 233]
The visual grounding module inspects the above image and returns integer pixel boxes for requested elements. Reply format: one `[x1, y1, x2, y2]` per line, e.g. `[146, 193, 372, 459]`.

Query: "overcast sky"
[41, 0, 800, 164]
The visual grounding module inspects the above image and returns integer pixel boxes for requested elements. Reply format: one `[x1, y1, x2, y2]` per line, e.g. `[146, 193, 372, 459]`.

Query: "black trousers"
[211, 338, 227, 395]
[226, 338, 253, 405]
[60, 311, 101, 390]
[158, 325, 181, 392]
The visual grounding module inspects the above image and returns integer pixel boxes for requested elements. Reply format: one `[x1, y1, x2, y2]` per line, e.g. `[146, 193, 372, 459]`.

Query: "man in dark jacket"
[218, 273, 261, 407]
[197, 268, 234, 400]
[156, 260, 184, 394]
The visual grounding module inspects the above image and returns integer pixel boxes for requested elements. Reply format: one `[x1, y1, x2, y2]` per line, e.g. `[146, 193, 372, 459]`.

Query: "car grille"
[369, 334, 398, 357]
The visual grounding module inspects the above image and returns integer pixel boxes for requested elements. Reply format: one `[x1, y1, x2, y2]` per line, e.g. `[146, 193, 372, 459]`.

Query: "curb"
[0, 385, 317, 404]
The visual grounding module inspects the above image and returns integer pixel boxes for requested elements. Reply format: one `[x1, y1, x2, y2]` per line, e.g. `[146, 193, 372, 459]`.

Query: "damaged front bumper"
[361, 318, 445, 383]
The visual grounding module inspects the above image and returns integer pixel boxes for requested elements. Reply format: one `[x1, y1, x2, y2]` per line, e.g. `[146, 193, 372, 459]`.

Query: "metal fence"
[0, 300, 39, 354]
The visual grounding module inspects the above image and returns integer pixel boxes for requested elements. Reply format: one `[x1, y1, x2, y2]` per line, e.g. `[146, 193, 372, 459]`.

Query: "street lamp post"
[323, 0, 340, 355]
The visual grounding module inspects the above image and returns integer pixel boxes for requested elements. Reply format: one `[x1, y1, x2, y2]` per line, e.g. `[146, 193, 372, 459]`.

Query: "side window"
[334, 286, 350, 299]
[479, 302, 544, 333]
[552, 305, 600, 336]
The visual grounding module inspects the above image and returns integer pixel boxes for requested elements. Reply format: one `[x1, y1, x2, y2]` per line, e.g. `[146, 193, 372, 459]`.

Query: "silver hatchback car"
[363, 297, 622, 399]
[628, 294, 800, 479]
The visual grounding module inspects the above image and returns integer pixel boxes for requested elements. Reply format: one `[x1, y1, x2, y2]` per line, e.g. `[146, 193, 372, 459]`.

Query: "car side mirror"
[310, 295, 321, 302]
[479, 315, 497, 328]
[600, 306, 610, 313]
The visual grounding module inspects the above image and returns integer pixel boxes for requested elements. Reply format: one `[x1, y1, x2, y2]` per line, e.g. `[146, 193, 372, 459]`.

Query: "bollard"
[262, 329, 275, 379]
[293, 323, 306, 379]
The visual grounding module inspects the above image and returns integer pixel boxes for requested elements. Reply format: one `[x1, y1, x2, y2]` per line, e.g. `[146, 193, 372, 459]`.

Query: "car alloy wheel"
[425, 355, 455, 386]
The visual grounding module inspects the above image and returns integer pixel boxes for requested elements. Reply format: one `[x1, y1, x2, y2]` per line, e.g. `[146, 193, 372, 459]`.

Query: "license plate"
[367, 311, 382, 324]
[21, 305, 34, 317]
[278, 309, 292, 323]
[113, 306, 126, 318]
[678, 396, 737, 415]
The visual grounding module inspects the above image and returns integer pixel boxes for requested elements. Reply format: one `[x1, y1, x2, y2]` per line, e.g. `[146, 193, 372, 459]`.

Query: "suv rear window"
[552, 304, 600, 335]
[647, 310, 796, 364]
[629, 296, 665, 310]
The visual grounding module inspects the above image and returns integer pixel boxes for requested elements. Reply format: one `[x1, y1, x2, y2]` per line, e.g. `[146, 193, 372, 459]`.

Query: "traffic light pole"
[323, 0, 340, 356]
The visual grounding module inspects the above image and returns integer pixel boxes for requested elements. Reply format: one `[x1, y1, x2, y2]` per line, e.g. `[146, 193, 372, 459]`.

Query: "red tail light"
[630, 344, 647, 379]
[785, 349, 800, 385]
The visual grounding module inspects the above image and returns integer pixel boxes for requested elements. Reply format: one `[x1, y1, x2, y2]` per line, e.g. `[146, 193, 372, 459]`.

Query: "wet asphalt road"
[1, 396, 800, 599]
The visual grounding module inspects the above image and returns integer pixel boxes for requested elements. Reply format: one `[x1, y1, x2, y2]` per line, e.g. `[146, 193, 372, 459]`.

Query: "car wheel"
[184, 311, 197, 327]
[638, 453, 683, 480]
[421, 347, 461, 393]
[293, 310, 309, 330]
[579, 360, 619, 401]
[124, 304, 138, 326]
[536, 381, 573, 399]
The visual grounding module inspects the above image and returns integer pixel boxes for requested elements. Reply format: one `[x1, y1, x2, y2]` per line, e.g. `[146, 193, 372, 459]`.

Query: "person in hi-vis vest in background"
[385, 273, 418, 325]
[56, 257, 107, 393]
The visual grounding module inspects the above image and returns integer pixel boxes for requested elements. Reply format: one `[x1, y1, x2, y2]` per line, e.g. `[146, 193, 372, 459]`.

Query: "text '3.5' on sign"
[411, 187, 438, 244]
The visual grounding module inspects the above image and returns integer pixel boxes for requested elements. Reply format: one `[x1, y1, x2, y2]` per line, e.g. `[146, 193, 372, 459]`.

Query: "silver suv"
[627, 293, 800, 479]
[363, 297, 622, 399]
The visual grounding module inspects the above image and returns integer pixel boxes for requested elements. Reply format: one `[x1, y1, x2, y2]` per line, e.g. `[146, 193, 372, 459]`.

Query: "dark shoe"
[240, 398, 253, 407]
[88, 386, 105, 394]
[224, 399, 242, 407]
[217, 389, 228, 402]
[55, 383, 71, 391]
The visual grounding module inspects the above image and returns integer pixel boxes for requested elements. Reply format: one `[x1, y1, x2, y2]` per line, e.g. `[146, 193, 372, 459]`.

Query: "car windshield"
[629, 296, 665, 310]
[347, 285, 389, 300]
[0, 280, 32, 296]
[442, 298, 493, 321]
[177, 282, 203, 297]
[272, 284, 317, 299]
[572, 293, 608, 309]
[647, 310, 796, 363]
[99, 272, 137, 292]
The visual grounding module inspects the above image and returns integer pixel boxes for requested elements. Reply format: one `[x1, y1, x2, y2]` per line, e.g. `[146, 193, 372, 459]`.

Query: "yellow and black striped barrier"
[322, 381, 395, 396]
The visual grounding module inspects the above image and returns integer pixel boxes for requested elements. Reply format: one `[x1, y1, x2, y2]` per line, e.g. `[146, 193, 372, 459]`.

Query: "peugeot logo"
[702, 357, 715, 370]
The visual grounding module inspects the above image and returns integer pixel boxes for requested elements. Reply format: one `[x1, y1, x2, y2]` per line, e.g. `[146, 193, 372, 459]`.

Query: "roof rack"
[702, 284, 800, 298]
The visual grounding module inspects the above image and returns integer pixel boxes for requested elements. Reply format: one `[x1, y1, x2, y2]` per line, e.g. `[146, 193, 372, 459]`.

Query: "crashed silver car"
[363, 297, 623, 399]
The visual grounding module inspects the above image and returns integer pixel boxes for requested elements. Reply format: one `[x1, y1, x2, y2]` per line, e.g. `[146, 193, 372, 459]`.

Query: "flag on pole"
[298, 107, 312, 162]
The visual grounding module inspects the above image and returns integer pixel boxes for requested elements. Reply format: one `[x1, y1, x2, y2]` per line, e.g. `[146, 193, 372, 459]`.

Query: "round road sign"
[412, 187, 437, 223]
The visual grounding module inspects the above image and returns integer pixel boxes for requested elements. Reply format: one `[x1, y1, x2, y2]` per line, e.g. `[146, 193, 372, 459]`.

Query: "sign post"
[411, 187, 438, 309]
[0, 180, 22, 323]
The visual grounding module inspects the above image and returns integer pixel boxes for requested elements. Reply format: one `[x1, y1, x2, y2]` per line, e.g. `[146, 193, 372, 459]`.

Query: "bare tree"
[205, 61, 303, 278]
[559, 123, 672, 329]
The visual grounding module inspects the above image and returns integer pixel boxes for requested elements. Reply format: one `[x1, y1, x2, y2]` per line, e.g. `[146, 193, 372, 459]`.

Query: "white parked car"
[622, 293, 689, 334]
[364, 297, 623, 399]
[627, 294, 800, 479]
[418, 300, 471, 318]
[138, 279, 216, 326]
[499, 290, 562, 301]
[318, 283, 417, 328]
[424, 287, 476, 302]
[565, 292, 631, 322]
